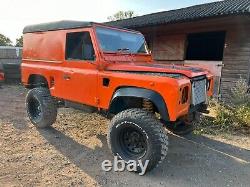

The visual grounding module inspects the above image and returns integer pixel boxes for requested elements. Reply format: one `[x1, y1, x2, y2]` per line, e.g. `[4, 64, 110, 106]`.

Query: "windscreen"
[96, 26, 148, 54]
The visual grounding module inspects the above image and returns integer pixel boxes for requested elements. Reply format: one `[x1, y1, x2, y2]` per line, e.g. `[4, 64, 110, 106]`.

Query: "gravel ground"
[0, 84, 249, 187]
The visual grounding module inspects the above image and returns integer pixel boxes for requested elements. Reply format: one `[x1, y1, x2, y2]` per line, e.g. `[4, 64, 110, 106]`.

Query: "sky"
[0, 0, 221, 44]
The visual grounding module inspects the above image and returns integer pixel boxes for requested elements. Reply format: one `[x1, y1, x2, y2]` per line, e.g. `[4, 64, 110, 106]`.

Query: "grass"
[194, 78, 250, 136]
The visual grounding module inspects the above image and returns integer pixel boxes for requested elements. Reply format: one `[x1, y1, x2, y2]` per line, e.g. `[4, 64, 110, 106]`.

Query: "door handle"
[63, 74, 71, 80]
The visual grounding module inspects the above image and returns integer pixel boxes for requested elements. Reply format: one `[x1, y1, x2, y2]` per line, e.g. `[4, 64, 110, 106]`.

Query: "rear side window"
[65, 32, 95, 61]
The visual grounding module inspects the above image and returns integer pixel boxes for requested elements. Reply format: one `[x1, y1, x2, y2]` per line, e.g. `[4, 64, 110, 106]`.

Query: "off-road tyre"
[26, 87, 57, 128]
[165, 122, 194, 135]
[107, 108, 168, 174]
[165, 112, 202, 135]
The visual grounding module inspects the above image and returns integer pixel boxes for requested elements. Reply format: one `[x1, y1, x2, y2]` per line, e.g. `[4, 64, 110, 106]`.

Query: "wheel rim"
[28, 96, 42, 120]
[119, 126, 147, 159]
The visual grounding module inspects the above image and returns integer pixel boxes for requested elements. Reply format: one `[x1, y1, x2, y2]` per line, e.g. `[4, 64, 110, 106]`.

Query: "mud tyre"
[107, 108, 168, 174]
[26, 87, 57, 128]
[166, 122, 194, 135]
[165, 112, 201, 135]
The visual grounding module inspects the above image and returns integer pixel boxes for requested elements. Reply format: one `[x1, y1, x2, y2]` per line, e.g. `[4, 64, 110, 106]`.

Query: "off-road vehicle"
[22, 21, 213, 173]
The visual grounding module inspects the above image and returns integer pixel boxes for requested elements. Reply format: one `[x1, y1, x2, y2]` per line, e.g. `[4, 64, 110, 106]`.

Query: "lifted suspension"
[142, 99, 154, 113]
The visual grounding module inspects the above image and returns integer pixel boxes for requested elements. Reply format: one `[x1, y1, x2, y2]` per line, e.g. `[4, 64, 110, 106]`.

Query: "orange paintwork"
[21, 23, 213, 121]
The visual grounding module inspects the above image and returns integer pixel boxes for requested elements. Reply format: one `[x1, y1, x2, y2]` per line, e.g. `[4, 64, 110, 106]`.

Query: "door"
[59, 31, 98, 106]
[185, 31, 226, 98]
[185, 60, 223, 97]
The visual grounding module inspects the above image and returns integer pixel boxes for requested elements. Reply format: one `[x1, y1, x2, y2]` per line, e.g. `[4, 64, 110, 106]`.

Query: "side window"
[65, 32, 95, 61]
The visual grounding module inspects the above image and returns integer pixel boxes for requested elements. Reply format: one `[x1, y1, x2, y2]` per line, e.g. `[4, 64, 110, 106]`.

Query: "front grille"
[191, 77, 207, 106]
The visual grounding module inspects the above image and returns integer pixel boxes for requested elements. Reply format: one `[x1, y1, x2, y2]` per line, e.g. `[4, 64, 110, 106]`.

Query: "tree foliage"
[107, 11, 136, 21]
[0, 34, 12, 46]
[15, 36, 23, 47]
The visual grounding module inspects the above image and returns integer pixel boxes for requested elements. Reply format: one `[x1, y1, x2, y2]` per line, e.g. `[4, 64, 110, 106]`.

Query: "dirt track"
[0, 85, 249, 187]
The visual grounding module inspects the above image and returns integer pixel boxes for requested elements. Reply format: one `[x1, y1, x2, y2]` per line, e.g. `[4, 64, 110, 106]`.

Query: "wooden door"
[185, 60, 223, 98]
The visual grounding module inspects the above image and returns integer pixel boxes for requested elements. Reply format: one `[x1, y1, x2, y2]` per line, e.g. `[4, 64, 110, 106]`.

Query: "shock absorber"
[142, 99, 154, 113]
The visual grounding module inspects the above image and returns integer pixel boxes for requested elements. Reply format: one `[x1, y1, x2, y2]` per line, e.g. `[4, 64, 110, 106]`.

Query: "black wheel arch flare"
[109, 87, 169, 121]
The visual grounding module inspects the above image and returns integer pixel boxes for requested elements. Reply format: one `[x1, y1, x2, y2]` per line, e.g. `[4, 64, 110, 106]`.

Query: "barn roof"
[23, 20, 94, 34]
[107, 0, 250, 28]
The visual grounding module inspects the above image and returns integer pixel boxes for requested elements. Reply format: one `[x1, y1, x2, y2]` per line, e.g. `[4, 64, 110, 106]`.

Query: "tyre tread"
[26, 87, 57, 128]
[108, 108, 168, 172]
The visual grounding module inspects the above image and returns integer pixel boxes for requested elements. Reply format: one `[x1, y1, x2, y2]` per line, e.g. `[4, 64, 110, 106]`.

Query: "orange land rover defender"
[22, 21, 213, 173]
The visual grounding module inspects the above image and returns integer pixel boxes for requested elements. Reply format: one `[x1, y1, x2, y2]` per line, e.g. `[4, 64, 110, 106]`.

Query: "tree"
[15, 36, 23, 47]
[107, 11, 137, 21]
[0, 34, 12, 46]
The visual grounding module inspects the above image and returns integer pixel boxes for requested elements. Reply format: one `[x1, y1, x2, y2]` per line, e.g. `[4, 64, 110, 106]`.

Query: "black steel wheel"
[119, 124, 148, 160]
[27, 95, 42, 121]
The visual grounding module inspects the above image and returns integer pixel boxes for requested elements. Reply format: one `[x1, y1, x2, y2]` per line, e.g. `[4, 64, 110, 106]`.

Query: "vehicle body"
[0, 72, 4, 81]
[0, 64, 4, 84]
[22, 21, 213, 173]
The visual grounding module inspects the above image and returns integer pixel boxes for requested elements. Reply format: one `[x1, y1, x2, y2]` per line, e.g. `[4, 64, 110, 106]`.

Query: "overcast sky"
[0, 0, 220, 43]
